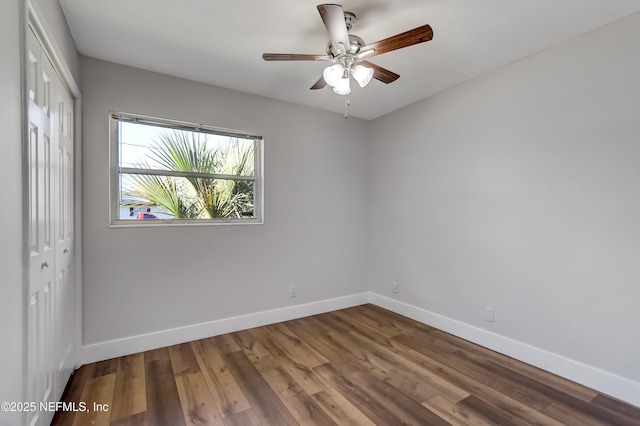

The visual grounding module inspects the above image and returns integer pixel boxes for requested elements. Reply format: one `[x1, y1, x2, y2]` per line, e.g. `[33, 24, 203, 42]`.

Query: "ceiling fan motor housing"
[326, 34, 365, 57]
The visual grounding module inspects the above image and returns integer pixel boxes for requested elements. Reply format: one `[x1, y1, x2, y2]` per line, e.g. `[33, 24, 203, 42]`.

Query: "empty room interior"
[2, 0, 640, 425]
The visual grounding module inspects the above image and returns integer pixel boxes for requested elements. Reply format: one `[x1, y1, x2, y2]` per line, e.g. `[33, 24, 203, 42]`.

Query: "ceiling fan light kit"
[262, 3, 434, 117]
[322, 62, 372, 95]
[333, 78, 351, 95]
[352, 64, 374, 88]
[323, 63, 346, 88]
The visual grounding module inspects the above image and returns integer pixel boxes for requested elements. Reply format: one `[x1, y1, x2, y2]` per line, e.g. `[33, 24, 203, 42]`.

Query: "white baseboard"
[81, 290, 640, 408]
[369, 293, 640, 409]
[82, 292, 371, 365]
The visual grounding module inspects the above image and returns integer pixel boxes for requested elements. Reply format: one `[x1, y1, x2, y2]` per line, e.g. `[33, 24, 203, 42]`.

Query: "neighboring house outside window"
[110, 112, 263, 225]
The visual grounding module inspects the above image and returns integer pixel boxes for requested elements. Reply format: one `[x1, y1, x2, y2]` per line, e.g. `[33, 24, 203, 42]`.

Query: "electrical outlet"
[290, 285, 297, 298]
[485, 306, 495, 323]
[392, 281, 399, 294]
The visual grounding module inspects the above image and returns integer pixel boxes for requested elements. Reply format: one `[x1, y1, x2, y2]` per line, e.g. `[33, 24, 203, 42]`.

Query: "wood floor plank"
[429, 328, 600, 403]
[392, 326, 461, 356]
[51, 363, 96, 426]
[458, 394, 523, 426]
[419, 341, 556, 410]
[175, 372, 224, 426]
[145, 348, 187, 426]
[363, 380, 451, 426]
[423, 394, 493, 426]
[258, 365, 305, 403]
[542, 401, 613, 426]
[93, 358, 118, 378]
[231, 329, 280, 373]
[284, 318, 350, 362]
[411, 336, 636, 425]
[384, 365, 446, 404]
[329, 309, 411, 353]
[375, 351, 470, 403]
[221, 409, 262, 426]
[312, 310, 361, 335]
[263, 322, 329, 368]
[354, 304, 433, 336]
[51, 304, 640, 425]
[212, 334, 242, 354]
[224, 350, 298, 426]
[248, 326, 328, 395]
[546, 398, 640, 426]
[260, 366, 337, 425]
[395, 332, 552, 409]
[331, 307, 405, 337]
[311, 389, 376, 426]
[345, 326, 470, 403]
[71, 373, 116, 426]
[110, 352, 147, 422]
[313, 362, 375, 407]
[169, 343, 201, 377]
[109, 411, 149, 426]
[589, 394, 640, 425]
[322, 329, 377, 363]
[191, 339, 251, 417]
[435, 335, 592, 411]
[287, 314, 336, 335]
[401, 349, 566, 426]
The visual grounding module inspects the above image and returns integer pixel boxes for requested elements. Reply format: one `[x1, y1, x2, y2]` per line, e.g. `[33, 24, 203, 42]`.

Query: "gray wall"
[81, 57, 370, 345]
[368, 12, 640, 383]
[0, 1, 25, 425]
[0, 0, 78, 425]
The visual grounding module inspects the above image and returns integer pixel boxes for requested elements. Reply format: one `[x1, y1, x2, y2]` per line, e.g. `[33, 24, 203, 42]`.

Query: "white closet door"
[26, 25, 76, 426]
[53, 59, 76, 399]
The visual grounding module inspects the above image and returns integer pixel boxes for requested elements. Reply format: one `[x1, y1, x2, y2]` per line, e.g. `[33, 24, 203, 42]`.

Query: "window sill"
[109, 218, 264, 228]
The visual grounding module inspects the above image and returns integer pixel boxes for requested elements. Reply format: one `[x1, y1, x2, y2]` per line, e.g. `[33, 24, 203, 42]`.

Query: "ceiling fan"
[262, 3, 433, 114]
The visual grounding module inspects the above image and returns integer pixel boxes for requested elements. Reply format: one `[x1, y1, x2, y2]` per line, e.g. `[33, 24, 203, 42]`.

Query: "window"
[110, 112, 263, 225]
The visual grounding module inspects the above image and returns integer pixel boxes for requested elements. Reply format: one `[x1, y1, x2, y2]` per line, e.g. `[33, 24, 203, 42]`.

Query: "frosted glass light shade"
[323, 64, 344, 87]
[332, 77, 351, 95]
[352, 64, 374, 88]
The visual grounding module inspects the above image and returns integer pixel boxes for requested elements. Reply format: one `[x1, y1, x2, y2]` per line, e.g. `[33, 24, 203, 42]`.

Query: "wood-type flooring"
[52, 304, 640, 425]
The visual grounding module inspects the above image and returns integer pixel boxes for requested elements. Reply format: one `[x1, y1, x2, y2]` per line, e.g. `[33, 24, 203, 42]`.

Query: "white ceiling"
[59, 0, 640, 120]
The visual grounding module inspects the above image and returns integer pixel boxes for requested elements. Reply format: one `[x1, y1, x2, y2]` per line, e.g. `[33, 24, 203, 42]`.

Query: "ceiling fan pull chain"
[344, 92, 349, 119]
[344, 65, 351, 119]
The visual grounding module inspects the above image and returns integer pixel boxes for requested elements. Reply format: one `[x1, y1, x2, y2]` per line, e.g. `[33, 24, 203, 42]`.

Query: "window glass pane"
[120, 122, 255, 177]
[119, 174, 254, 220]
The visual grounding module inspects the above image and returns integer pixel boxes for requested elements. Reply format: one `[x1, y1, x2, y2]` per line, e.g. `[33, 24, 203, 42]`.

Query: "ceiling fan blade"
[317, 4, 351, 54]
[361, 61, 400, 84]
[310, 76, 327, 90]
[360, 24, 433, 58]
[262, 53, 330, 61]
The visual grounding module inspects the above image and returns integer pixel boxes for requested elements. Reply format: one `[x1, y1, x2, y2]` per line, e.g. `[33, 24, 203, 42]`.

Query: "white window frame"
[109, 111, 263, 226]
